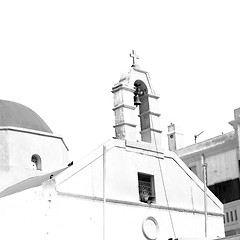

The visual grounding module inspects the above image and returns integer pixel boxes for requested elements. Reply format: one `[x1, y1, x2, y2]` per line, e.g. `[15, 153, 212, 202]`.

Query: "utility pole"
[103, 145, 106, 240]
[201, 154, 208, 238]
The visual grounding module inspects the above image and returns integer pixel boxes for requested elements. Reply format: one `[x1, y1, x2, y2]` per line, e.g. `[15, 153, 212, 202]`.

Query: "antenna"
[194, 131, 204, 144]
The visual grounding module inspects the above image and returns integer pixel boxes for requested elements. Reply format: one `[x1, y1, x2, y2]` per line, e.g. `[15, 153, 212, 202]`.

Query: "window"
[138, 173, 155, 203]
[226, 212, 229, 223]
[235, 210, 238, 221]
[31, 154, 42, 170]
[231, 211, 234, 221]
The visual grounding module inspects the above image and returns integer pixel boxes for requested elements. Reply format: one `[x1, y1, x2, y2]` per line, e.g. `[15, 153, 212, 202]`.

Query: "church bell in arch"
[112, 51, 162, 143]
[134, 95, 141, 106]
[133, 82, 143, 106]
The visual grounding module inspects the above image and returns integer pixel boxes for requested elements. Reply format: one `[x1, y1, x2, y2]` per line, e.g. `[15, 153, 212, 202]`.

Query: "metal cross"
[130, 50, 139, 67]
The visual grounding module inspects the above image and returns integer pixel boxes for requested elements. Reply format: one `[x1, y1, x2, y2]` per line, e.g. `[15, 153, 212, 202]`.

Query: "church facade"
[0, 52, 225, 239]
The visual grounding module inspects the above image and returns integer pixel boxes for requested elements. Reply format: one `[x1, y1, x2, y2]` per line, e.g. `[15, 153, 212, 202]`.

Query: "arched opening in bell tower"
[134, 80, 149, 141]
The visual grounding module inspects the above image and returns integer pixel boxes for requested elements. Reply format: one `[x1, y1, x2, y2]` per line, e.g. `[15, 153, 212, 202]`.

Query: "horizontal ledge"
[139, 111, 161, 117]
[112, 104, 135, 111]
[140, 128, 162, 134]
[58, 191, 223, 217]
[113, 123, 137, 128]
[0, 126, 69, 150]
[112, 84, 134, 93]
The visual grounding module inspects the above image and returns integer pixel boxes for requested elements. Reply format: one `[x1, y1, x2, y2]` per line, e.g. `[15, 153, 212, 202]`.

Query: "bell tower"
[112, 51, 162, 144]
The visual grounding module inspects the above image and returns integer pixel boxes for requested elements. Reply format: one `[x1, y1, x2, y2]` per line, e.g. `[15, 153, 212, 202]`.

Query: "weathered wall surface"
[206, 149, 238, 185]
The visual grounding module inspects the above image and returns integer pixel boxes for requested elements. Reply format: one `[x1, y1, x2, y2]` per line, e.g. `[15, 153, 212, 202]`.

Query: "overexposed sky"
[0, 1, 240, 161]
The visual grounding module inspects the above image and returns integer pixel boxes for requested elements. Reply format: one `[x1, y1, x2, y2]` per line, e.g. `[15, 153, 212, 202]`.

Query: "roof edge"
[0, 126, 69, 151]
[176, 131, 235, 157]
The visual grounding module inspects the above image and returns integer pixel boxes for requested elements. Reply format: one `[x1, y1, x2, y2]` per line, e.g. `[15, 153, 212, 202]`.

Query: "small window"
[226, 212, 229, 223]
[31, 154, 42, 170]
[235, 210, 238, 221]
[231, 211, 234, 221]
[138, 173, 155, 203]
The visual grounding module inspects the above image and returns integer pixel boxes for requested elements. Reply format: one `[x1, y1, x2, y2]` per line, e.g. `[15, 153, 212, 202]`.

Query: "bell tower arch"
[112, 51, 162, 144]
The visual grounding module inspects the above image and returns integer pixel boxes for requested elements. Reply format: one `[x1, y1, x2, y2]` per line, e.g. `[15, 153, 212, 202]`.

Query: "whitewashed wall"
[0, 139, 225, 240]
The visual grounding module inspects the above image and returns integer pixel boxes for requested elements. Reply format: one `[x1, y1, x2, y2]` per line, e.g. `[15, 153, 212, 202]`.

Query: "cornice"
[58, 191, 223, 217]
[0, 126, 69, 151]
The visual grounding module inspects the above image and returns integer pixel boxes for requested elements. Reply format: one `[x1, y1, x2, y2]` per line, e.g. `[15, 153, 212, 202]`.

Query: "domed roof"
[0, 100, 53, 133]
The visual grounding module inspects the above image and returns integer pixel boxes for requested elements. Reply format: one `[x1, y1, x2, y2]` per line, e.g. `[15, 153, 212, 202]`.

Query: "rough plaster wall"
[206, 149, 238, 185]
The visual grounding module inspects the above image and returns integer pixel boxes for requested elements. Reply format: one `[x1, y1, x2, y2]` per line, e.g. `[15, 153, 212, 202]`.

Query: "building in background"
[169, 108, 240, 237]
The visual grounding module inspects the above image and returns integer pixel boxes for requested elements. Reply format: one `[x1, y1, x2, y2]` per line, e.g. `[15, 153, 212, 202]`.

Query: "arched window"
[31, 154, 42, 170]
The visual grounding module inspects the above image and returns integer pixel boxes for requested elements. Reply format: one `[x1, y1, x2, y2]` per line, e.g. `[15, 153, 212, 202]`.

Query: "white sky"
[0, 1, 240, 161]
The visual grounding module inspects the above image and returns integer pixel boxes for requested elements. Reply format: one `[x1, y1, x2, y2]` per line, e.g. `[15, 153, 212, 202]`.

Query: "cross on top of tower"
[130, 50, 140, 68]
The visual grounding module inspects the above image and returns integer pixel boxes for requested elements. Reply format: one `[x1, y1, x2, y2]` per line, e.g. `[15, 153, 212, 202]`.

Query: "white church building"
[0, 52, 225, 240]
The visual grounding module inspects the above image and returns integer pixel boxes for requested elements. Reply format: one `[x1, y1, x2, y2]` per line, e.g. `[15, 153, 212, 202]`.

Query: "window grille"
[138, 173, 155, 203]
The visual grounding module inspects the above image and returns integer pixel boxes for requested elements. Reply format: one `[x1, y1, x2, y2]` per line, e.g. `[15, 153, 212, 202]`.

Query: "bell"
[134, 95, 141, 106]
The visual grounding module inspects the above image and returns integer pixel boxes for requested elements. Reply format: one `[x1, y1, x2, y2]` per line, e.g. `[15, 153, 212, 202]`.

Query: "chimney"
[167, 123, 184, 151]
[229, 107, 240, 131]
[234, 108, 240, 120]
